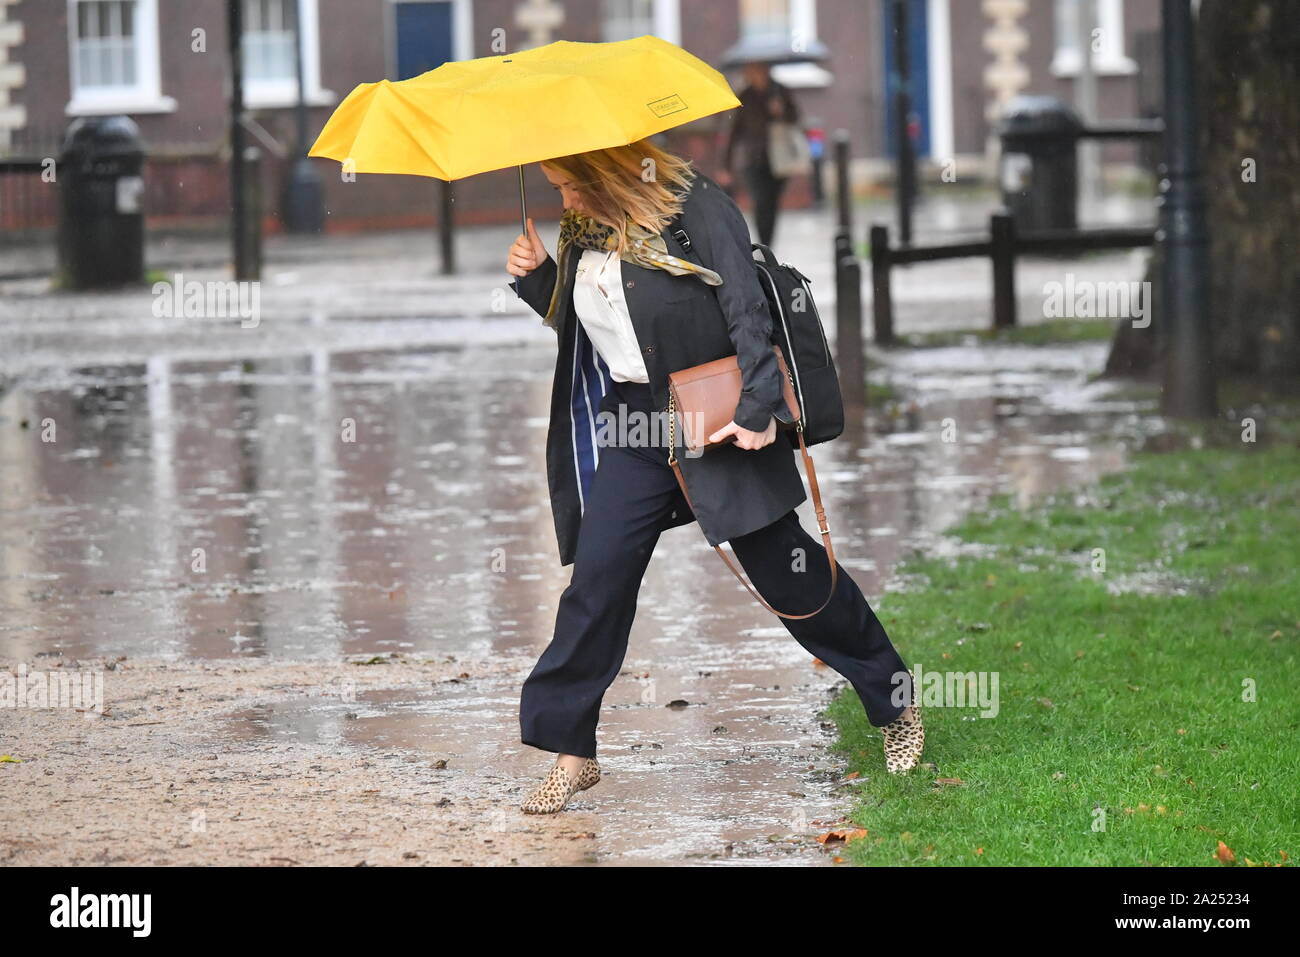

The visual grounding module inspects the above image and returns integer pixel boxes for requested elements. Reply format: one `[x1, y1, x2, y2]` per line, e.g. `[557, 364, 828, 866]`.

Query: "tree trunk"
[1104, 0, 1300, 381]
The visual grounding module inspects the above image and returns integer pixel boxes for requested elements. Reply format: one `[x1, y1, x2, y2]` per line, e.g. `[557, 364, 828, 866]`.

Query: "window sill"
[66, 94, 179, 116]
[1050, 52, 1138, 77]
[244, 87, 338, 110]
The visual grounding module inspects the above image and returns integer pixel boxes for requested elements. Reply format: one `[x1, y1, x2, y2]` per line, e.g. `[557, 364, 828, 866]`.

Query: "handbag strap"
[664, 192, 837, 619]
[668, 427, 839, 620]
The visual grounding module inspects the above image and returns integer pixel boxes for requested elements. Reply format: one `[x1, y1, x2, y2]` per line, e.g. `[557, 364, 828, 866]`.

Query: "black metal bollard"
[870, 223, 894, 346]
[237, 146, 263, 281]
[439, 178, 455, 275]
[990, 210, 1017, 329]
[831, 130, 864, 412]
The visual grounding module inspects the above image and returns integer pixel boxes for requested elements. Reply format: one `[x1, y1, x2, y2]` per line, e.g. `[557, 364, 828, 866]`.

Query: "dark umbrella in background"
[718, 35, 831, 69]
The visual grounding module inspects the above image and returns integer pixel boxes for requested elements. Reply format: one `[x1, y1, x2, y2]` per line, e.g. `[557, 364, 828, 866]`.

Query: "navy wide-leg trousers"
[519, 377, 909, 759]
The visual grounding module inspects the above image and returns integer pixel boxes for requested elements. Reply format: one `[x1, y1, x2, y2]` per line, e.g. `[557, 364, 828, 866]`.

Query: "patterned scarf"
[542, 193, 724, 329]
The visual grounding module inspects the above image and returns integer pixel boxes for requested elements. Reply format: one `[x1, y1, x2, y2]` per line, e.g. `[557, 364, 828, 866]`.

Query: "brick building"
[0, 0, 1162, 234]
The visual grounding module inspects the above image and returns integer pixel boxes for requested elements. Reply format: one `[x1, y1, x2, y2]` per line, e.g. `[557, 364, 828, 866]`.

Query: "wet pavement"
[0, 196, 1162, 864]
[0, 329, 1159, 863]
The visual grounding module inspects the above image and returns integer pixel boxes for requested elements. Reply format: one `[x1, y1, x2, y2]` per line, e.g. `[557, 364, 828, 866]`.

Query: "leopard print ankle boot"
[520, 757, 601, 814]
[881, 670, 925, 774]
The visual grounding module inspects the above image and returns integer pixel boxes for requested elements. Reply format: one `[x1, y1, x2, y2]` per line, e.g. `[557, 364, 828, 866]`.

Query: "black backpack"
[668, 219, 845, 449]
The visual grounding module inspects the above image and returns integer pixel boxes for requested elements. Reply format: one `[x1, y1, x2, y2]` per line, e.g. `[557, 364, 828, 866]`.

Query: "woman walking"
[717, 60, 800, 248]
[505, 140, 923, 815]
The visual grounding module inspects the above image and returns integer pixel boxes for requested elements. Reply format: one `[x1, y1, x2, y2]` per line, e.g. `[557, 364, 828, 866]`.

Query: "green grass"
[865, 379, 899, 404]
[827, 413, 1300, 866]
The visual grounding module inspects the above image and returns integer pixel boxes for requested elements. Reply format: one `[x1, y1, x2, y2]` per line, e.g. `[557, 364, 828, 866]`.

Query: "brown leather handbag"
[666, 344, 838, 620]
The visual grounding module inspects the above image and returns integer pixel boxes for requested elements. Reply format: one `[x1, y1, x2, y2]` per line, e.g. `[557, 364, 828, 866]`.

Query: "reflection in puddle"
[0, 341, 1153, 662]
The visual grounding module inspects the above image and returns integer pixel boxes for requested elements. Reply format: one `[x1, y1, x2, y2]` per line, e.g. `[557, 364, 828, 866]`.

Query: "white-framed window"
[601, 0, 681, 44]
[737, 0, 830, 88]
[66, 0, 175, 114]
[241, 0, 335, 108]
[1051, 0, 1137, 76]
[739, 0, 787, 41]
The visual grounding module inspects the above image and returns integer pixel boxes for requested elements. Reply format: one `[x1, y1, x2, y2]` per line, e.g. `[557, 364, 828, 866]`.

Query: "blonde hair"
[542, 138, 697, 257]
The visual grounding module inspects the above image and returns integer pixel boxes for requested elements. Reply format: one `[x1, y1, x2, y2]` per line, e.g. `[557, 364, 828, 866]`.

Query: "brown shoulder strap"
[669, 429, 838, 620]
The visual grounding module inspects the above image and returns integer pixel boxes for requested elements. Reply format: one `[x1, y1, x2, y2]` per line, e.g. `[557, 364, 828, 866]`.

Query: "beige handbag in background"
[767, 120, 812, 177]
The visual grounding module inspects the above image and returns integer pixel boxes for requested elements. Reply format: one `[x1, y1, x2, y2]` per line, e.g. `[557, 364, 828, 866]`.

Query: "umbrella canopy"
[718, 35, 831, 69]
[308, 34, 740, 182]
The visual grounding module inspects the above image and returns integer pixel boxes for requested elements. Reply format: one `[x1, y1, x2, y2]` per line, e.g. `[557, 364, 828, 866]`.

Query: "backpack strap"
[667, 214, 695, 261]
[664, 204, 841, 620]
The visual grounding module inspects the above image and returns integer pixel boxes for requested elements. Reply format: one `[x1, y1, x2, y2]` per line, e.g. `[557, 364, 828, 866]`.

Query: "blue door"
[882, 0, 931, 159]
[395, 1, 454, 80]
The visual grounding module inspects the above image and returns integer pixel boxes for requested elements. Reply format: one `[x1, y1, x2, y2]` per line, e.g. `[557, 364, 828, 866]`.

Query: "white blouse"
[572, 248, 650, 384]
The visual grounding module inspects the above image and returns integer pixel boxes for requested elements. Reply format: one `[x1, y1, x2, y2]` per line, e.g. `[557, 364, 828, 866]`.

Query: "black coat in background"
[513, 171, 806, 567]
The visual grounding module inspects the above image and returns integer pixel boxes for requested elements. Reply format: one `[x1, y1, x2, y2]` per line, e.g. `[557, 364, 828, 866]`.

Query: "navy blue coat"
[513, 171, 806, 567]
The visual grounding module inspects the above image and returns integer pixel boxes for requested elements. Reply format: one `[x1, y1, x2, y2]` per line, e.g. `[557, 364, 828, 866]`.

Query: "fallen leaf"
[1214, 841, 1236, 865]
[934, 777, 964, 787]
[817, 828, 869, 846]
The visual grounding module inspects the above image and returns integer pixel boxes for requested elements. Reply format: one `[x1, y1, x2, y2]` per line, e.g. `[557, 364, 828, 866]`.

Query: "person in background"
[717, 60, 800, 249]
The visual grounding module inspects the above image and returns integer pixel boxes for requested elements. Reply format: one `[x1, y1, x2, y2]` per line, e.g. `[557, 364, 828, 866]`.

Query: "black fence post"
[870, 223, 894, 345]
[832, 130, 864, 414]
[439, 178, 455, 274]
[239, 146, 263, 281]
[991, 210, 1016, 329]
[837, 253, 865, 415]
[832, 129, 853, 260]
[227, 0, 248, 280]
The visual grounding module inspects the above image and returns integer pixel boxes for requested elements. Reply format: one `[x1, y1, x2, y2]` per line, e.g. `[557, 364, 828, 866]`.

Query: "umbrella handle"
[517, 165, 528, 236]
[513, 164, 527, 296]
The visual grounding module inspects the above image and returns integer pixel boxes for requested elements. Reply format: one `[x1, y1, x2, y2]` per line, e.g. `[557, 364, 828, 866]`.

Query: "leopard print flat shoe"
[520, 757, 601, 814]
[881, 670, 925, 774]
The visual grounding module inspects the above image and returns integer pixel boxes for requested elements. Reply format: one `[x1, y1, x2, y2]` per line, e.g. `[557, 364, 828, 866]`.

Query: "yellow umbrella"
[308, 34, 739, 232]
